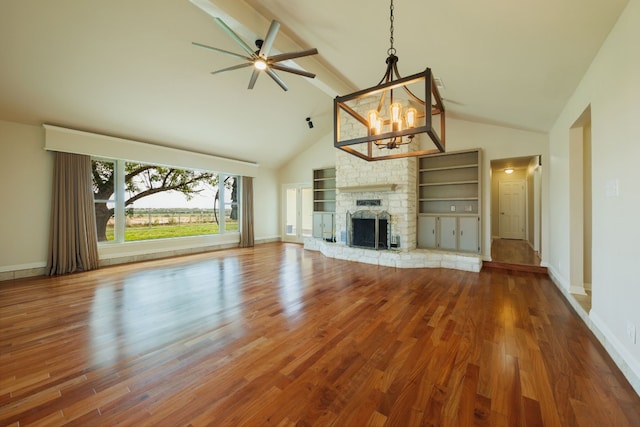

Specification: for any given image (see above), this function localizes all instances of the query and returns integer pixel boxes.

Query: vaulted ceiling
[0,0,628,169]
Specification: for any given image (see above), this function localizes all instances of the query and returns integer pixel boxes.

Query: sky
[129,186,220,209]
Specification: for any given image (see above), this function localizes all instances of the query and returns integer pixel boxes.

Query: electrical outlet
[627,322,637,344]
[465,205,472,212]
[450,205,456,212]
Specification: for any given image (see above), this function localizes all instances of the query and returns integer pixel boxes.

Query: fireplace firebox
[347,210,391,250]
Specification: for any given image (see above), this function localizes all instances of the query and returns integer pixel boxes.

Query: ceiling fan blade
[248,69,260,89]
[259,20,280,58]
[192,42,252,60]
[268,48,318,63]
[269,64,316,79]
[266,69,288,91]
[213,17,256,57]
[210,62,253,75]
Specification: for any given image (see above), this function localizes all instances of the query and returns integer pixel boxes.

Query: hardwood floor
[491,239,541,266]
[1,243,638,426]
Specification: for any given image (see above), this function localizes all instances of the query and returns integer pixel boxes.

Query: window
[92,158,240,243]
[92,158,117,242]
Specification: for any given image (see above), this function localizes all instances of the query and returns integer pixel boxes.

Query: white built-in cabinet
[312,168,336,241]
[417,149,481,254]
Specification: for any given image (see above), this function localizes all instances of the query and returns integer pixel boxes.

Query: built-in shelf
[313,168,336,240]
[417,149,482,254]
[420,180,478,186]
[313,168,336,213]
[419,197,479,202]
[418,150,480,215]
[338,184,397,193]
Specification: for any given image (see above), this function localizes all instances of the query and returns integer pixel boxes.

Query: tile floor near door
[491,238,541,265]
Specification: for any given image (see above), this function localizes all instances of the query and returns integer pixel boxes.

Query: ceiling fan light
[254,59,267,70]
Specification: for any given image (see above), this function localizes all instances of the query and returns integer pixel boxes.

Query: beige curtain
[46,152,100,275]
[239,176,254,248]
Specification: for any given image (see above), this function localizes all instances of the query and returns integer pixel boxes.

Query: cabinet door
[417,216,437,248]
[459,216,479,253]
[439,216,457,250]
[312,212,324,238]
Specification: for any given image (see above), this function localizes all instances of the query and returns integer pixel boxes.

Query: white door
[499,180,525,239]
[283,184,312,243]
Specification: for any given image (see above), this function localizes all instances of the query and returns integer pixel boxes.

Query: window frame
[92,157,240,244]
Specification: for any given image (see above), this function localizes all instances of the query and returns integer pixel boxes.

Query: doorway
[568,106,592,312]
[490,156,542,267]
[282,184,313,243]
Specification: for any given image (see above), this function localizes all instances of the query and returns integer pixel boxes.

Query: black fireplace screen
[348,210,390,250]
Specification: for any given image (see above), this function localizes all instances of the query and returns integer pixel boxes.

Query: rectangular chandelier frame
[334,68,445,161]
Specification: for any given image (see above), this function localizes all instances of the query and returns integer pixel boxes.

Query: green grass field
[105,222,238,241]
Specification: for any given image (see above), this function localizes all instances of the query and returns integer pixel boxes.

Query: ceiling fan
[193,18,318,91]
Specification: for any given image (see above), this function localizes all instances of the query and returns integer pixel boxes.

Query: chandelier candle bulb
[375,119,382,135]
[390,103,403,132]
[390,103,402,122]
[368,110,380,136]
[406,108,417,128]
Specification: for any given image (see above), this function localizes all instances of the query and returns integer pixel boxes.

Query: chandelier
[333,0,446,161]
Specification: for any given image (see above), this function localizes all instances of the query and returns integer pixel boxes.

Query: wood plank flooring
[1,243,638,426]
[491,239,541,266]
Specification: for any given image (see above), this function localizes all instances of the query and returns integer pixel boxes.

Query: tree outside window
[92,159,238,242]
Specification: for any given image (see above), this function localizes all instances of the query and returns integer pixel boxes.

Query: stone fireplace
[334,150,417,250]
[304,149,482,272]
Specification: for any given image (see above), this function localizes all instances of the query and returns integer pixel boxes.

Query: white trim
[98,233,239,259]
[569,285,588,296]
[0,261,46,273]
[43,124,259,177]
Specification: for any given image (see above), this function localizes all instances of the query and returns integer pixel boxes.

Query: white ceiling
[0,0,628,169]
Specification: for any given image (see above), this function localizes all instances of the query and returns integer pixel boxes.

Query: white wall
[0,120,52,277]
[548,0,640,392]
[279,132,336,184]
[253,166,280,242]
[278,132,336,239]
[0,120,281,278]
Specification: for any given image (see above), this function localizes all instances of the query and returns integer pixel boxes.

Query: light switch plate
[606,179,619,197]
